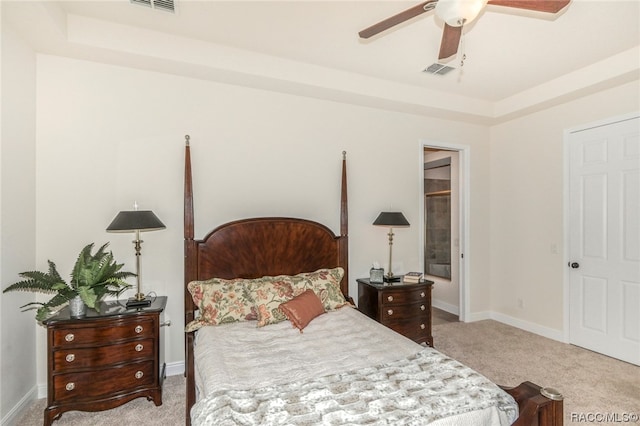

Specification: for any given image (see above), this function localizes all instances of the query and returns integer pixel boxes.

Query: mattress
[192,306,518,425]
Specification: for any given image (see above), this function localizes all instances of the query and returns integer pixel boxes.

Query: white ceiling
[4,0,640,123]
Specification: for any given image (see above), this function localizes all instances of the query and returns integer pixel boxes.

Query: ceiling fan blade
[359,1,437,39]
[438,24,462,61]
[487,0,570,14]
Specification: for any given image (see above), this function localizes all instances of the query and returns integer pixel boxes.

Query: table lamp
[373,211,410,282]
[107,205,165,307]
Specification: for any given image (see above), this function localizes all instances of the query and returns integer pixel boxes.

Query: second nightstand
[357,278,433,346]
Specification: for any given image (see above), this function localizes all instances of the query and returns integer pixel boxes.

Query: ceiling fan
[359,0,571,62]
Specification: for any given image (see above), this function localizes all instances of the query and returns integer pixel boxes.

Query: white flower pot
[69,295,86,318]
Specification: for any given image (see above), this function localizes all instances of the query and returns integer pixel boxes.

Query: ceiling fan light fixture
[436,0,489,27]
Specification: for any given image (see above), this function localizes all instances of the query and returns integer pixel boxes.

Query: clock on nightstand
[357,278,433,346]
[42,296,167,426]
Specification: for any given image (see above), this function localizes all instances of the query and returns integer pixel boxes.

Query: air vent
[131,0,175,13]
[423,63,455,76]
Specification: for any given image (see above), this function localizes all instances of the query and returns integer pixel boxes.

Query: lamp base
[384,275,401,283]
[126,297,152,308]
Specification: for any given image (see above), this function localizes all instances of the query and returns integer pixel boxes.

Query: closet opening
[424,147,460,323]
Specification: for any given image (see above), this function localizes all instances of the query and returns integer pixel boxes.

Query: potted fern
[3,243,135,321]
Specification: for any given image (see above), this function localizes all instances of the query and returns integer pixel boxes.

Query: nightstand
[42,296,167,425]
[357,278,433,346]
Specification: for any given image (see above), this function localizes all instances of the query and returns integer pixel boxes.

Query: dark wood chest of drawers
[42,297,167,425]
[357,278,433,346]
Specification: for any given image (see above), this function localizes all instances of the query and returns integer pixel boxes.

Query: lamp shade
[106,210,166,232]
[373,212,410,227]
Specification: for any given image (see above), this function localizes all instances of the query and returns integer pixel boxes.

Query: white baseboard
[1,385,38,426]
[166,360,185,377]
[489,311,564,342]
[431,299,459,316]
[465,310,492,322]
[462,310,563,342]
[37,383,46,399]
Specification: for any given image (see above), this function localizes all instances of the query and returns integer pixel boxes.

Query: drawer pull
[387,295,394,302]
[420,292,425,298]
[420,305,426,311]
[135,325,144,334]
[65,382,75,391]
[135,344,144,352]
[420,323,426,330]
[64,333,74,342]
[387,309,393,316]
[135,371,144,379]
[65,354,75,363]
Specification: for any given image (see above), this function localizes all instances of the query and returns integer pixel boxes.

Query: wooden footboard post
[503,381,564,426]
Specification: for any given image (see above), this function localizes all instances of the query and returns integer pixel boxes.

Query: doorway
[420,142,469,321]
[424,156,453,281]
[565,113,639,365]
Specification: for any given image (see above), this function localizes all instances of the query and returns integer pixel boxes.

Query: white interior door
[568,115,639,365]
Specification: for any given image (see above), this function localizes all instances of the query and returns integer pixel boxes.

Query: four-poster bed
[182,137,563,425]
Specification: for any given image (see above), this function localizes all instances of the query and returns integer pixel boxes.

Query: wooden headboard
[183,137,348,424]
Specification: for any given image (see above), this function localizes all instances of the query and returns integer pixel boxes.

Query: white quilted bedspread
[192,307,517,425]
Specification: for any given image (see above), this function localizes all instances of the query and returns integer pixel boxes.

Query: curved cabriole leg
[44,408,62,426]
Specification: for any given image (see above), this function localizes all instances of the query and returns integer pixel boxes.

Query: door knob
[568,262,580,269]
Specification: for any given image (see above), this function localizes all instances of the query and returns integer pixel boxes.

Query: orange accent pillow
[279,289,326,333]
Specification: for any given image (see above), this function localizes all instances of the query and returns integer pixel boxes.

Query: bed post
[339,151,349,299]
[184,135,196,426]
[504,381,564,426]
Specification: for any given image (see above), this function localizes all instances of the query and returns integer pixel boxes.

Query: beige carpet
[432,320,640,425]
[16,319,639,425]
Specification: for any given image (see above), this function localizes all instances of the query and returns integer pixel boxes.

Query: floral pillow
[291,267,350,311]
[249,276,297,327]
[185,277,257,332]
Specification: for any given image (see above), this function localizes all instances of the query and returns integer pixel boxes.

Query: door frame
[419,140,470,322]
[562,111,640,343]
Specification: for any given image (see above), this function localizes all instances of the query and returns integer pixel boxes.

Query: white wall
[33,54,492,386]
[0,18,38,423]
[489,80,640,334]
